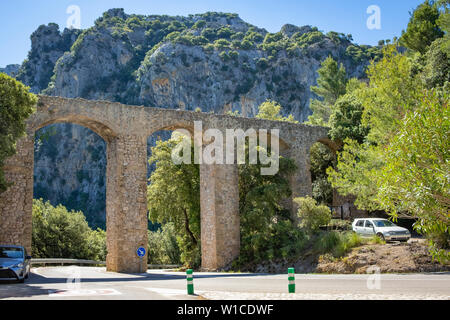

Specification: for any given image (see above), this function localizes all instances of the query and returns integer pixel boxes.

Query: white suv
[352,218,411,242]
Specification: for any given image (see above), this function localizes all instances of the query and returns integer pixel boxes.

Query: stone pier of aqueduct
[0,96,331,273]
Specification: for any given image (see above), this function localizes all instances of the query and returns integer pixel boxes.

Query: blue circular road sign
[137,247,146,258]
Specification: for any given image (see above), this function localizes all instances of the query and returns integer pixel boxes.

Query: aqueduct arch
[0,95,330,273]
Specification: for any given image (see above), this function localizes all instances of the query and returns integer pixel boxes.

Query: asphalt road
[0,267,449,300]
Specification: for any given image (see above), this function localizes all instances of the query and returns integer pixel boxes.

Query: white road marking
[143,287,200,297]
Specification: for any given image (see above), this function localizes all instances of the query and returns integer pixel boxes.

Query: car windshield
[0,247,23,259]
[373,220,397,227]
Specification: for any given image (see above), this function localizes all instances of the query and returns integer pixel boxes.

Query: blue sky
[0,0,423,67]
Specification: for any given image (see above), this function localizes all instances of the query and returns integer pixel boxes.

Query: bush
[0,74,36,193]
[237,219,307,267]
[32,199,106,261]
[314,231,363,258]
[295,196,331,232]
[147,223,181,265]
[192,20,206,29]
[214,39,231,50]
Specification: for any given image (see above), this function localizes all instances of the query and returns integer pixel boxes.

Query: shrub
[218,27,233,39]
[147,223,181,265]
[256,57,269,70]
[239,39,254,50]
[295,196,331,232]
[314,231,364,258]
[214,39,231,50]
[192,20,206,29]
[32,199,106,261]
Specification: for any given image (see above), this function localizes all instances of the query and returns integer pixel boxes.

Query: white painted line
[143,287,200,297]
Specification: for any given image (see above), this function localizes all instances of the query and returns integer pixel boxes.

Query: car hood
[376,226,409,233]
[0,258,23,267]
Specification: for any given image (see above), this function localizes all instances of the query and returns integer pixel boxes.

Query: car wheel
[377,233,385,241]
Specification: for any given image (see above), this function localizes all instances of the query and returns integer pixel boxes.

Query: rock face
[14,9,379,229]
[0,64,20,77]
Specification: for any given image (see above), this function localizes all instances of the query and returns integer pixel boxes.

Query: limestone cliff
[11,9,380,229]
[0,64,20,77]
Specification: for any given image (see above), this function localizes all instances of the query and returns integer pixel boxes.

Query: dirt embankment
[315,239,449,274]
[244,239,450,274]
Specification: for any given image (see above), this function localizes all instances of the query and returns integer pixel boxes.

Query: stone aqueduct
[0,95,332,273]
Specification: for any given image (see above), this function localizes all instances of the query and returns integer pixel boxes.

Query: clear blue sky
[0,0,423,67]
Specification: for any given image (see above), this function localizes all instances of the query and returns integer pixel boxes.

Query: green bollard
[186,269,194,295]
[288,268,295,293]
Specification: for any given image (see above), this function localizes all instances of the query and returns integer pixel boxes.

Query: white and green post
[187,269,194,295]
[288,268,295,293]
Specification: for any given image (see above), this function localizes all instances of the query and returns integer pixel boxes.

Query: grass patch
[314,231,366,258]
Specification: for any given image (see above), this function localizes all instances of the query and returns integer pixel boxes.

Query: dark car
[0,245,31,283]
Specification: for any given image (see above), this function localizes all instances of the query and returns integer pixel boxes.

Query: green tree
[420,38,450,88]
[327,45,423,211]
[147,101,303,269]
[359,45,423,145]
[307,56,348,126]
[400,0,444,54]
[294,196,332,233]
[255,100,298,123]
[305,59,353,205]
[147,133,201,268]
[327,139,385,211]
[309,143,334,205]
[328,93,369,144]
[147,222,181,265]
[0,73,37,193]
[236,101,305,266]
[237,144,301,265]
[437,0,450,54]
[32,199,106,260]
[377,90,449,263]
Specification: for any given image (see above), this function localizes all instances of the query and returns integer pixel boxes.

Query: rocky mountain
[9,9,380,229]
[0,64,20,77]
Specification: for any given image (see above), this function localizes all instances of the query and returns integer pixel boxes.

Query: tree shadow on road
[0,273,53,299]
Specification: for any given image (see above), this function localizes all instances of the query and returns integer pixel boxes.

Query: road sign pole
[137,247,146,274]
[288,268,295,293]
[186,269,194,295]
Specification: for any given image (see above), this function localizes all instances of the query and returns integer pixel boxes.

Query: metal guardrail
[30,259,181,269]
[31,259,105,266]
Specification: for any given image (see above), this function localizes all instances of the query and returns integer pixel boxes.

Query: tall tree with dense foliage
[327,45,423,210]
[32,199,106,260]
[419,37,450,88]
[0,73,36,193]
[307,56,348,126]
[309,143,334,205]
[377,90,449,263]
[147,133,201,268]
[328,93,369,144]
[328,41,450,261]
[236,101,307,265]
[237,144,301,265]
[400,0,444,54]
[437,0,450,54]
[360,45,423,144]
